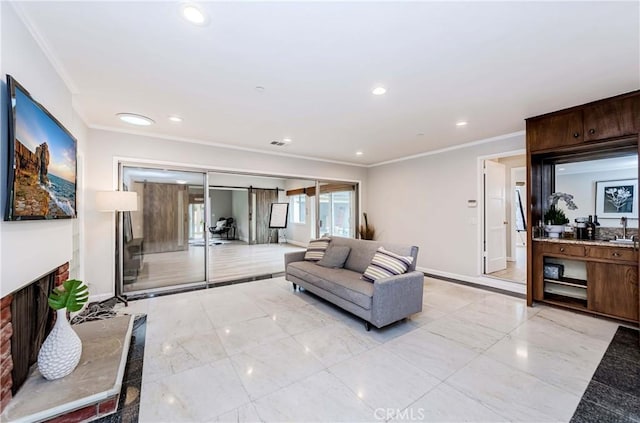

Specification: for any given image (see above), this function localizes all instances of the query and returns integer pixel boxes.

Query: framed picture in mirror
[595,178,638,219]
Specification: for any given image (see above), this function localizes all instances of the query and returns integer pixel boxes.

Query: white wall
[366,133,525,285]
[84,128,367,297]
[0,4,87,296]
[209,189,233,223]
[231,190,249,242]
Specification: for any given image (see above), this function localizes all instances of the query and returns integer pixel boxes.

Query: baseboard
[418,266,526,297]
[287,240,307,247]
[88,293,115,303]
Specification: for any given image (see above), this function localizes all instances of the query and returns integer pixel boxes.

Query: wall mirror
[555,153,638,228]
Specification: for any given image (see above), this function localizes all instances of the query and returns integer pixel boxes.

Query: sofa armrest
[285,251,306,267]
[370,271,424,327]
[284,251,306,280]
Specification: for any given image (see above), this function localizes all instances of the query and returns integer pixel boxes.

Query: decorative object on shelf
[38,279,89,380]
[545,192,577,238]
[595,179,638,219]
[543,224,565,238]
[358,212,376,240]
[544,263,565,280]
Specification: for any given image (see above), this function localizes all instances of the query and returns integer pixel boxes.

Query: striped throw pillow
[304,238,331,261]
[362,247,413,282]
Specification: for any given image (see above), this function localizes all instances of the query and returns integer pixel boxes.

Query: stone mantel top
[533,237,636,249]
[1,315,134,423]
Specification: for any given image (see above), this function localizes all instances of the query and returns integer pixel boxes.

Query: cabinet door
[527,110,583,152]
[587,262,639,321]
[583,95,640,141]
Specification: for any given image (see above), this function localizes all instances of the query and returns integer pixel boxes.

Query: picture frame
[595,179,638,219]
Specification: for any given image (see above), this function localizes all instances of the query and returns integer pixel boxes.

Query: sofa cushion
[328,237,418,273]
[287,261,373,310]
[304,238,331,261]
[317,246,351,268]
[362,247,414,282]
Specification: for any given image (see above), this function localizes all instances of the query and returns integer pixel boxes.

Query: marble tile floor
[120,276,626,422]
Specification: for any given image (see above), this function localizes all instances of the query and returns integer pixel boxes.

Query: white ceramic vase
[545,224,565,238]
[37,309,82,380]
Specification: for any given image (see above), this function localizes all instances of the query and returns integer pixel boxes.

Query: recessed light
[558,168,566,171]
[372,86,387,96]
[181,3,208,25]
[356,151,364,156]
[456,121,468,127]
[117,113,154,126]
[282,138,292,144]
[255,86,265,93]
[176,180,187,184]
[168,115,183,123]
[416,133,424,137]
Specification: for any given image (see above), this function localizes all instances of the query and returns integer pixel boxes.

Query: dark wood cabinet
[527,111,583,152]
[527,91,640,153]
[533,240,639,322]
[527,90,640,324]
[588,262,639,321]
[583,96,640,142]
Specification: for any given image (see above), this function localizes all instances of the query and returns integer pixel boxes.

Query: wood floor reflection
[487,245,527,284]
[123,241,305,293]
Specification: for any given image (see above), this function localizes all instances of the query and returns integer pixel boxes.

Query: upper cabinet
[527,91,640,153]
[583,95,640,142]
[527,110,583,151]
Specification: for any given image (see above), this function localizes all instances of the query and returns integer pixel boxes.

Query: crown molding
[368,130,526,167]
[10,1,80,94]
[89,124,369,168]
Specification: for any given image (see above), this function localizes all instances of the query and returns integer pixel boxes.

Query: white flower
[605,187,632,211]
[548,192,578,210]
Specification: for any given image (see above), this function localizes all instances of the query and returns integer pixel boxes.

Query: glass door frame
[117,162,211,298]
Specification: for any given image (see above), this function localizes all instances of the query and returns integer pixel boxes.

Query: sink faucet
[620,217,628,239]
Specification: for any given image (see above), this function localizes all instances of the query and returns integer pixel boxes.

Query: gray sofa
[285,236,423,330]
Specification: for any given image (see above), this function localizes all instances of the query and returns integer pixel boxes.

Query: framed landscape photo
[595,179,638,219]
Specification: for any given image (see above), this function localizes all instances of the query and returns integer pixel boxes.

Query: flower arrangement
[545,192,578,225]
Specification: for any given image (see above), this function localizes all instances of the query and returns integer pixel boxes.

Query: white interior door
[485,160,507,274]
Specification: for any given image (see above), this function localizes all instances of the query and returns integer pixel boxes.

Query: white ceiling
[13,1,640,165]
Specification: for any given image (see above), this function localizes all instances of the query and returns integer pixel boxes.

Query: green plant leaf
[48,279,89,312]
[544,205,569,225]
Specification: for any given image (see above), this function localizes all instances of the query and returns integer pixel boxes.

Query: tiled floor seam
[477,346,592,402]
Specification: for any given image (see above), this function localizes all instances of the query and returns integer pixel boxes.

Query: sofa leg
[292,283,297,291]
[364,321,371,331]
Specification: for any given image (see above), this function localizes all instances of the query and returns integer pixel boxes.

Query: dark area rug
[571,326,640,423]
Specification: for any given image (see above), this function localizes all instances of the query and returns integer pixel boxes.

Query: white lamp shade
[96,191,138,212]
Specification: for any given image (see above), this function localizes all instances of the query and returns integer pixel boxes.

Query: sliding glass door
[318,184,356,237]
[118,165,360,296]
[121,166,208,294]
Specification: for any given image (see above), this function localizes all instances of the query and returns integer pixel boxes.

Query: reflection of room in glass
[290,194,306,223]
[319,191,353,237]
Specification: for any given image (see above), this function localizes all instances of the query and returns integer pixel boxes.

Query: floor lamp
[96,190,138,306]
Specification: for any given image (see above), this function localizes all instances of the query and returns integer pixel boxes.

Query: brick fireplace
[0,262,69,414]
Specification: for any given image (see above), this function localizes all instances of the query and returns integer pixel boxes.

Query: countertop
[533,237,636,248]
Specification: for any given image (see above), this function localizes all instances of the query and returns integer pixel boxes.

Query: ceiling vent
[270,141,286,146]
